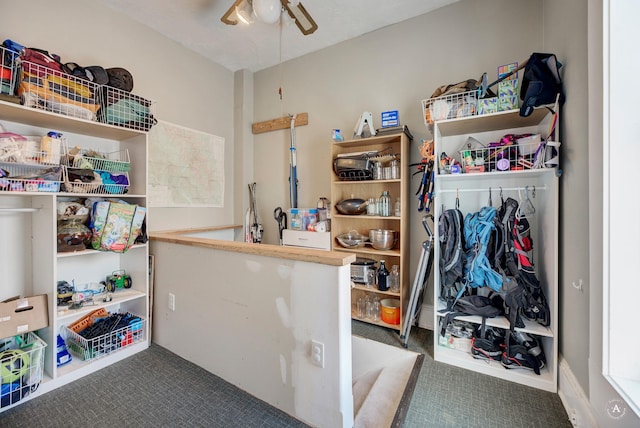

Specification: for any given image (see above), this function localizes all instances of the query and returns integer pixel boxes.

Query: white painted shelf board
[56,289,146,322]
[435,346,556,392]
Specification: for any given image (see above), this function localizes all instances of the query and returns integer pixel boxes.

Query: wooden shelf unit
[330,133,410,332]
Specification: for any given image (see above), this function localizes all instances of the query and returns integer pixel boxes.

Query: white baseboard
[558,356,597,427]
[417,303,434,331]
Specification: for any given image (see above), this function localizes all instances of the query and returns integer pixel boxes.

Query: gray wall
[543,0,591,393]
[252,0,543,313]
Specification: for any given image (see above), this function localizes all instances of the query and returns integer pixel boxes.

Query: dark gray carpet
[352,321,572,428]
[0,344,308,428]
[0,322,572,428]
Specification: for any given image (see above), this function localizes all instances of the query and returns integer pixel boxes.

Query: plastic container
[287,208,318,231]
[380,298,401,325]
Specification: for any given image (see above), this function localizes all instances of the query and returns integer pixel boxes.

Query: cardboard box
[0,294,48,339]
[283,230,331,250]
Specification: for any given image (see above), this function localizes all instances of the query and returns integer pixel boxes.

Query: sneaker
[511,331,545,363]
[501,332,544,375]
[471,326,505,362]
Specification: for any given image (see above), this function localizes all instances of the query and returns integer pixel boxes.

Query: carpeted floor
[0,322,572,428]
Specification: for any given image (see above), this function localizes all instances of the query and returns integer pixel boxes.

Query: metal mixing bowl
[336,230,367,248]
[368,229,396,250]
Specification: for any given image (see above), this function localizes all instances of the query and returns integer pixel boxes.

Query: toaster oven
[351,257,376,284]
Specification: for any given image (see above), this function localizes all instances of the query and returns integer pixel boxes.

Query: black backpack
[496,197,551,330]
[440,295,503,337]
[520,53,564,117]
[438,207,465,307]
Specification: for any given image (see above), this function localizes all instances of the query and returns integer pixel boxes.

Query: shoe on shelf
[501,331,545,375]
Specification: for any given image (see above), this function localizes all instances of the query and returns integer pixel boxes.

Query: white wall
[587,0,640,425]
[2,0,236,232]
[150,240,354,428]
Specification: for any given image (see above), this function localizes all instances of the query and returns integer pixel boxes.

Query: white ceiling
[96,0,458,72]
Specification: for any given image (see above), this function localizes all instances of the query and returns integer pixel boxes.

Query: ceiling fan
[221,0,318,35]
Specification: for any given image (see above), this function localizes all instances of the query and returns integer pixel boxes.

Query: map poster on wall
[148,120,225,207]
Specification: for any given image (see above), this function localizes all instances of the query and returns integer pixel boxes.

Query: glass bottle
[394,197,401,217]
[390,265,400,292]
[377,260,390,291]
[356,297,366,318]
[365,295,374,319]
[372,297,381,322]
[379,190,390,217]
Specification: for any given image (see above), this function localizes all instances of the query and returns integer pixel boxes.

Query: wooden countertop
[149,227,356,267]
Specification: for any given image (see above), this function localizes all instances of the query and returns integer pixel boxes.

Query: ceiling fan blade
[281,0,318,35]
[221,0,245,25]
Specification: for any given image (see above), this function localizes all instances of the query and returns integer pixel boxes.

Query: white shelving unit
[432,108,559,392]
[0,100,149,409]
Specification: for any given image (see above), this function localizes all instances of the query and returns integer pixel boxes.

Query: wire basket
[422,89,478,130]
[0,332,47,408]
[0,135,65,166]
[0,162,62,192]
[16,60,101,121]
[62,313,145,362]
[0,44,20,96]
[66,148,130,173]
[61,166,129,195]
[457,136,554,173]
[98,86,156,131]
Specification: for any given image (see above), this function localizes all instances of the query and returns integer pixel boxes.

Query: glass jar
[373,161,382,180]
[379,190,390,217]
[391,159,400,179]
[367,197,377,216]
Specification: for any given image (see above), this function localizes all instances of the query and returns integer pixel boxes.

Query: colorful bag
[90,201,146,253]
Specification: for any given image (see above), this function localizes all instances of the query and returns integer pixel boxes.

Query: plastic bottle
[56,334,72,367]
[377,260,390,291]
[379,190,390,217]
[390,265,400,292]
[394,198,401,217]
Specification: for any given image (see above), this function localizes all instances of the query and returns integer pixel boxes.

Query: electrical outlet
[311,340,324,368]
[168,293,175,311]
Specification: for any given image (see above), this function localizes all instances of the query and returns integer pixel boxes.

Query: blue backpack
[463,206,503,292]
